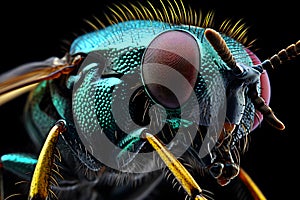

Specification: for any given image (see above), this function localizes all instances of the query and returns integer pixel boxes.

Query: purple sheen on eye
[245,49,271,131]
[142,30,200,108]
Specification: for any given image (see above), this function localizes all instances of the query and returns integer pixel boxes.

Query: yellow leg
[143,132,207,200]
[28,120,66,200]
[238,168,267,200]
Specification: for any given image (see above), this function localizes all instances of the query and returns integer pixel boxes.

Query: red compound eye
[245,49,271,131]
[141,30,200,109]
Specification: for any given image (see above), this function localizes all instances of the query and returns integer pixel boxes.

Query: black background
[0,0,298,199]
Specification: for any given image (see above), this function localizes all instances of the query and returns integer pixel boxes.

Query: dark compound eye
[141,30,200,109]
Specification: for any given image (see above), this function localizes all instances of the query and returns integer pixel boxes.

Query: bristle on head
[81,0,254,48]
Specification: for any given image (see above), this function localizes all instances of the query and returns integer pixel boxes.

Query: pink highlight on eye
[245,49,271,131]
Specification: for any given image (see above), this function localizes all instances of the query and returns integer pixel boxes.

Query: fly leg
[140,129,207,200]
[28,119,67,200]
[0,120,66,200]
[208,123,240,186]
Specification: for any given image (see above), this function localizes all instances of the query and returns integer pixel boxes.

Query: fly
[0,0,299,200]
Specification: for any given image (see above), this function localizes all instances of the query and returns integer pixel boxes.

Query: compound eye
[141,30,200,109]
[245,49,271,131]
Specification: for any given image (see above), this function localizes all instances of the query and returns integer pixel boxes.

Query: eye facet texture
[142,30,200,108]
